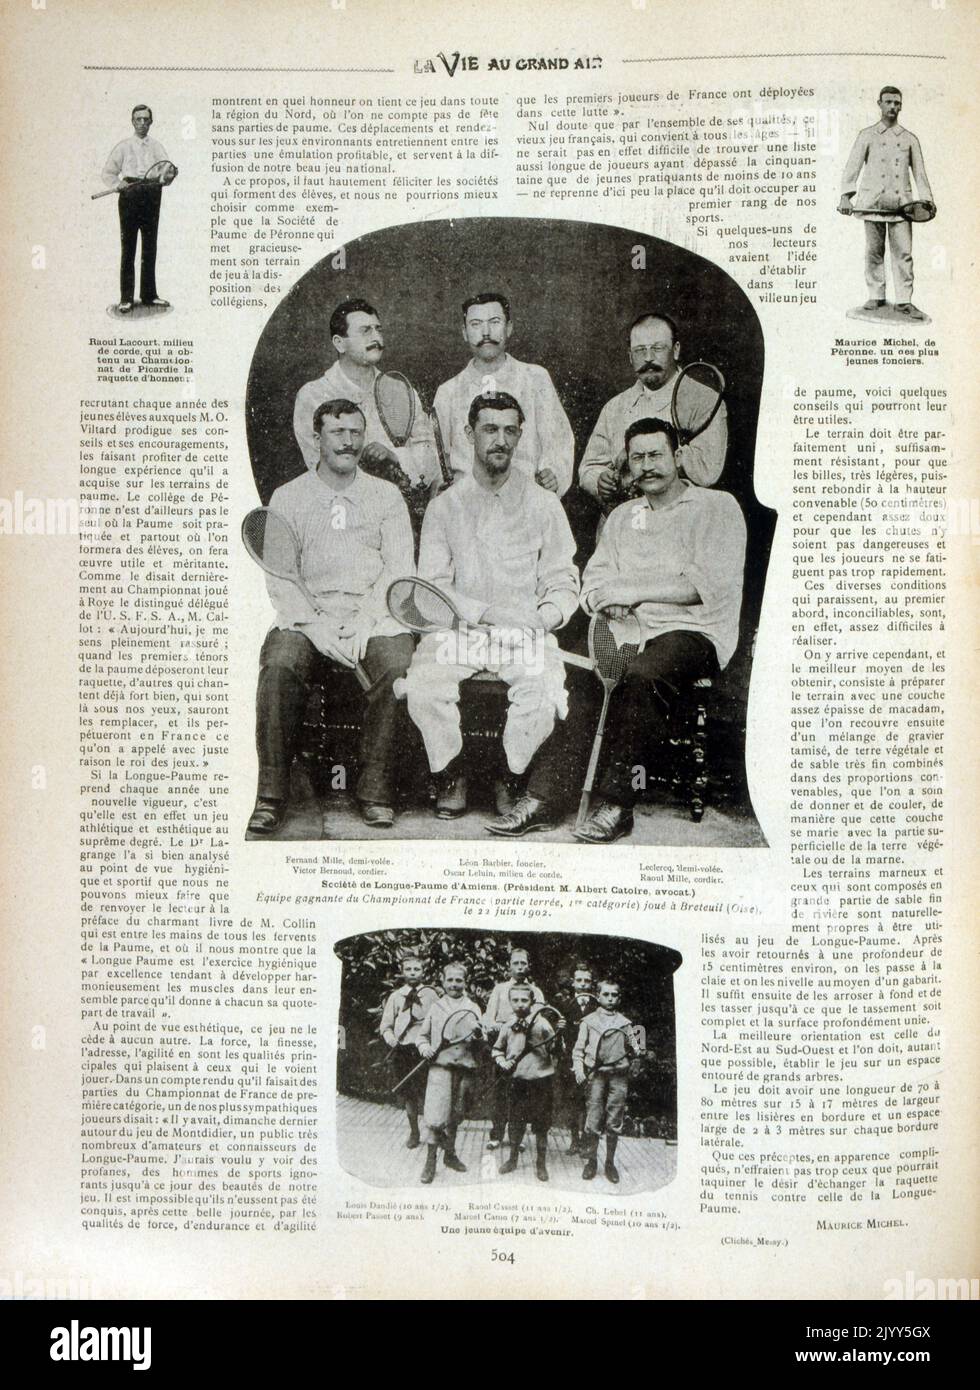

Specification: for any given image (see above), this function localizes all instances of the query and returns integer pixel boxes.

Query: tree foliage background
[334,928,681,1138]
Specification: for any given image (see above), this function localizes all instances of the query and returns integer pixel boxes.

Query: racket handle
[559,650,594,672]
[576,690,612,827]
[91,188,119,199]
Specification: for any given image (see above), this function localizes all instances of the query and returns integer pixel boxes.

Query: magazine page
[0,0,976,1321]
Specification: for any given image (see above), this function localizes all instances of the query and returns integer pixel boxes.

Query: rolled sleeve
[678,492,746,608]
[535,496,580,625]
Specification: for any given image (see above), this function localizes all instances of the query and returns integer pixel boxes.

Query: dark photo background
[334,927,681,1139]
[246,218,776,820]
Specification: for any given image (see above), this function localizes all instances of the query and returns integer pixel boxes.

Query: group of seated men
[248,293,746,843]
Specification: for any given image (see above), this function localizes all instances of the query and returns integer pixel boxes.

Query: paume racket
[576,614,639,828]
[390,1006,483,1096]
[472,1004,565,1112]
[669,360,726,445]
[371,988,428,1070]
[92,160,178,199]
[846,199,936,223]
[582,1022,641,1083]
[241,507,372,692]
[374,371,416,448]
[386,576,594,672]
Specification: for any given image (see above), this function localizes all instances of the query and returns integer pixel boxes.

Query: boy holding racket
[102,105,171,313]
[573,980,643,1184]
[482,948,544,1148]
[492,986,560,1182]
[415,962,483,1183]
[379,955,439,1149]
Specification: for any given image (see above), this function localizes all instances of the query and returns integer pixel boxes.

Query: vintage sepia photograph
[244,218,775,846]
[334,928,681,1196]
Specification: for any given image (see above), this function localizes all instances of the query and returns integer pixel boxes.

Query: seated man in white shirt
[292,297,438,490]
[491,417,746,843]
[403,391,580,820]
[249,398,416,836]
[578,311,727,507]
[433,292,575,496]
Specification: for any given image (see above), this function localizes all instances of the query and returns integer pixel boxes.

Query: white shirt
[418,470,580,628]
[579,375,728,496]
[102,134,169,187]
[293,361,437,485]
[841,121,933,223]
[265,467,414,631]
[433,355,575,495]
[581,483,746,669]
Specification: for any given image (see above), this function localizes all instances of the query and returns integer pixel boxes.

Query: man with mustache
[578,311,727,506]
[433,292,575,495]
[403,392,579,819]
[293,297,439,487]
[102,105,171,314]
[248,398,415,836]
[489,418,745,843]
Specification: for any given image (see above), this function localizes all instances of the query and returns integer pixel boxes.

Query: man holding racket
[415,962,483,1184]
[403,391,579,820]
[433,293,575,495]
[500,417,744,843]
[573,980,643,1183]
[578,311,727,502]
[293,298,439,486]
[838,87,935,319]
[102,105,171,313]
[248,397,415,835]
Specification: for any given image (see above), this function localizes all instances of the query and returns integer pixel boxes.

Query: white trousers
[404,627,568,775]
[864,218,913,301]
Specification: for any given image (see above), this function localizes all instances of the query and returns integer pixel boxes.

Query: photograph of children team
[334,929,681,1196]
[246,219,774,845]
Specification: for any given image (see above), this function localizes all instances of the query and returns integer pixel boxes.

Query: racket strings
[242,508,302,579]
[588,616,637,683]
[672,362,725,441]
[375,372,415,447]
[387,578,461,632]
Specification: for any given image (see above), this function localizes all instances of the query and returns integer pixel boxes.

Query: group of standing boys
[379,950,644,1186]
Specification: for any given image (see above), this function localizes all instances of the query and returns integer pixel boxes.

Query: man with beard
[578,311,727,505]
[248,398,415,835]
[403,392,579,819]
[489,418,745,843]
[293,297,438,487]
[433,292,574,495]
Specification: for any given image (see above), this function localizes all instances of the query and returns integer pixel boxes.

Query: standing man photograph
[433,293,575,496]
[102,105,172,314]
[838,86,936,320]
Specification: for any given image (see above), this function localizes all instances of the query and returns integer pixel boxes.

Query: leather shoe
[247,797,284,835]
[486,794,557,837]
[581,1157,598,1181]
[435,771,467,818]
[573,800,634,844]
[493,775,519,817]
[861,298,885,310]
[895,302,926,320]
[143,297,171,307]
[117,301,134,314]
[359,801,394,828]
[605,1162,620,1184]
[443,1152,467,1172]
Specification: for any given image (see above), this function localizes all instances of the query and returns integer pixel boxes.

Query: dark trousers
[255,627,414,804]
[528,629,718,809]
[118,184,162,302]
